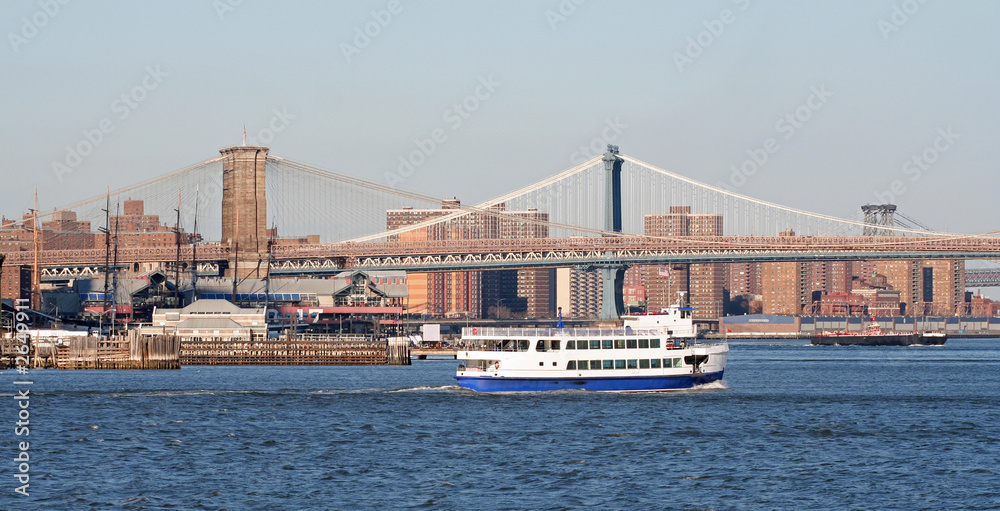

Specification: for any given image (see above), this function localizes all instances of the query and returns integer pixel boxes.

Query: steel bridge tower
[593,144,627,321]
[861,204,896,236]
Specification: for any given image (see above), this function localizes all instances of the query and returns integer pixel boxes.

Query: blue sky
[2,0,999,236]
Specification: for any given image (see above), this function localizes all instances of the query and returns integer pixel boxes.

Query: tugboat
[811,319,947,346]
[454,305,728,392]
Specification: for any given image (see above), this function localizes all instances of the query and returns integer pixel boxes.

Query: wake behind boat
[811,320,947,346]
[455,305,727,392]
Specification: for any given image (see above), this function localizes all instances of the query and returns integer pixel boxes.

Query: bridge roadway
[8,234,1000,278]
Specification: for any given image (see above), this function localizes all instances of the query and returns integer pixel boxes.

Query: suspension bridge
[5,144,1000,319]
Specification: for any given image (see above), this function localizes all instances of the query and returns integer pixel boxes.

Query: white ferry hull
[455,370,724,393]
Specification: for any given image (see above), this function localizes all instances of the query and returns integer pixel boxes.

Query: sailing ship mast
[174,189,181,308]
[110,201,120,334]
[191,184,199,297]
[232,207,239,302]
[31,188,41,311]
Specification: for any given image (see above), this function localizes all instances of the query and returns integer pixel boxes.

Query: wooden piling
[31,331,181,370]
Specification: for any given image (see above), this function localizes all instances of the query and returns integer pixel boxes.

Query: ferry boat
[811,320,947,346]
[455,306,727,392]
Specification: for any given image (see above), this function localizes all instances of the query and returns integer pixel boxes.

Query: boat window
[535,340,546,352]
[577,360,588,369]
[603,360,614,369]
[650,339,661,348]
[627,359,638,369]
[602,340,613,349]
[576,340,587,350]
[567,360,577,370]
[650,359,661,368]
[615,360,626,369]
[590,360,602,370]
[614,339,625,349]
[639,359,650,369]
[566,340,575,350]
[639,339,649,349]
[517,340,529,352]
[590,340,601,350]
[550,340,560,351]
[672,357,683,367]
[626,339,637,349]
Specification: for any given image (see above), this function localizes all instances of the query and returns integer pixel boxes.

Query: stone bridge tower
[220,145,269,279]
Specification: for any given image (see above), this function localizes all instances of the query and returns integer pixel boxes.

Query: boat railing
[462,326,662,338]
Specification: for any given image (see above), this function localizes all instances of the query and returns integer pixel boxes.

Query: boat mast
[232,207,239,303]
[263,223,271,316]
[31,188,41,312]
[101,188,111,332]
[110,201,120,335]
[191,184,199,297]
[174,189,181,308]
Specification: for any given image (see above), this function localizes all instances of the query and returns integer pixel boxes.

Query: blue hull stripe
[455,371,724,392]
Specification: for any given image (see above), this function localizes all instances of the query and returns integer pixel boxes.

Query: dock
[37,331,181,370]
[411,347,458,359]
[180,334,411,365]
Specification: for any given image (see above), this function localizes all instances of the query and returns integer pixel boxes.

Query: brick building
[760,261,808,315]
[387,202,553,318]
[639,207,724,319]
[555,267,602,318]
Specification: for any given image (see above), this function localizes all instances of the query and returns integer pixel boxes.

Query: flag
[242,125,247,145]
[658,267,670,277]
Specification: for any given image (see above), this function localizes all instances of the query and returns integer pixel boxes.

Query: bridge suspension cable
[618,155,953,237]
[12,157,224,228]
[270,155,620,243]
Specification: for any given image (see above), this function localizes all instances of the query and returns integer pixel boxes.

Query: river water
[3,338,998,510]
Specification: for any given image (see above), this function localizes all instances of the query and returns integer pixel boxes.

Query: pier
[25,331,181,370]
[411,347,458,360]
[180,334,411,366]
